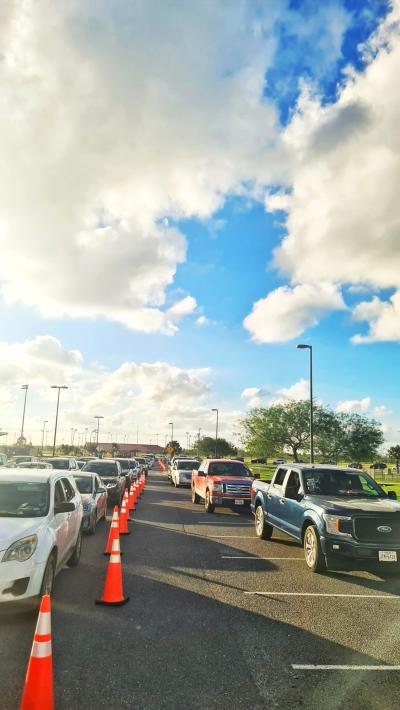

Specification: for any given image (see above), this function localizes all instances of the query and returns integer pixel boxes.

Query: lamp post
[94,416,104,456]
[41,420,48,450]
[186,431,189,450]
[296,343,314,463]
[20,385,29,443]
[211,408,219,458]
[51,386,68,456]
[168,421,174,443]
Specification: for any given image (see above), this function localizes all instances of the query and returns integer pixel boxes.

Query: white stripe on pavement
[245,592,400,598]
[292,665,400,671]
[205,535,255,538]
[222,556,303,560]
[196,521,253,525]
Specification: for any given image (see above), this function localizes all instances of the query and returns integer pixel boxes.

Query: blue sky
[0,0,399,448]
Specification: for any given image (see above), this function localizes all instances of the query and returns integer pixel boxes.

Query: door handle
[279,499,285,505]
[267,494,273,499]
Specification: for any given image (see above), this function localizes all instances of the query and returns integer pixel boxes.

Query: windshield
[74,476,93,494]
[208,462,251,477]
[114,459,130,471]
[82,461,118,476]
[303,469,385,498]
[177,461,199,470]
[0,481,50,517]
[46,458,70,469]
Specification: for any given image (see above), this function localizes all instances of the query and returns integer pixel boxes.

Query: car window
[74,476,93,494]
[274,468,287,486]
[54,480,66,504]
[208,462,250,477]
[83,461,118,476]
[284,471,301,497]
[61,477,76,501]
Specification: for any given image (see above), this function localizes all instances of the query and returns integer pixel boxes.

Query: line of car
[165,456,400,576]
[0,454,156,607]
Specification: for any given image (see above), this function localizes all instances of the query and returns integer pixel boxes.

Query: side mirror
[96,487,107,494]
[252,473,260,480]
[54,501,75,514]
[197,470,205,477]
[387,491,397,500]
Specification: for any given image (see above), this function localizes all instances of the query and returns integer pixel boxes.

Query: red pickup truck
[191,459,256,513]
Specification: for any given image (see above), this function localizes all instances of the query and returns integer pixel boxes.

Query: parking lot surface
[1,470,400,709]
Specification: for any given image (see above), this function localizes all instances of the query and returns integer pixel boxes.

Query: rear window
[74,476,93,494]
[0,481,50,517]
[46,458,69,469]
[177,461,200,470]
[82,461,118,476]
[208,462,250,477]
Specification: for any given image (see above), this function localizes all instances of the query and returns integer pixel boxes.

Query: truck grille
[354,516,400,543]
[223,483,251,497]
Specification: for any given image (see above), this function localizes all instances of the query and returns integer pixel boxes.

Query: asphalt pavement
[1,469,400,709]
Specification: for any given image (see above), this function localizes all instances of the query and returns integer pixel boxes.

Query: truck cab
[192,459,254,513]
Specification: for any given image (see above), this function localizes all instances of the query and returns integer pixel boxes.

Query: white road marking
[245,592,400,598]
[222,556,303,560]
[205,535,255,538]
[196,521,253,526]
[292,665,400,671]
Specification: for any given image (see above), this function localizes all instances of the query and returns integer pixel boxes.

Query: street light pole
[211,409,219,458]
[51,386,68,456]
[20,385,29,442]
[41,420,48,450]
[94,416,104,456]
[296,344,314,464]
[168,421,174,443]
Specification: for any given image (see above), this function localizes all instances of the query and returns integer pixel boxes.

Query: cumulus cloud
[0,336,82,386]
[274,378,310,403]
[336,397,371,413]
[0,0,292,333]
[246,5,400,343]
[243,283,345,343]
[241,386,269,408]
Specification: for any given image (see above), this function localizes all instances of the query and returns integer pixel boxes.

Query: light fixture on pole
[211,408,219,458]
[296,343,314,463]
[94,416,104,456]
[20,385,29,443]
[168,421,174,443]
[41,420,48,450]
[51,386,68,456]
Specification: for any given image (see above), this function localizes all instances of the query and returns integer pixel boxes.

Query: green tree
[241,401,311,462]
[388,445,400,473]
[197,436,237,458]
[341,413,384,462]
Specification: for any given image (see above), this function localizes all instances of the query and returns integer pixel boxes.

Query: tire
[255,504,273,540]
[192,487,200,504]
[304,525,326,573]
[88,510,97,535]
[67,528,82,567]
[40,551,56,596]
[205,489,215,514]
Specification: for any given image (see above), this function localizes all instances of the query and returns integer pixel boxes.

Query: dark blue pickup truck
[251,464,400,574]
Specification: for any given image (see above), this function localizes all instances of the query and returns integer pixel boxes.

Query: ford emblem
[377,526,392,533]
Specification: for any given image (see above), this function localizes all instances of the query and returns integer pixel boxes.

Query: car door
[52,479,70,565]
[279,470,304,539]
[197,462,208,498]
[265,468,287,526]
[61,477,80,550]
[94,475,106,518]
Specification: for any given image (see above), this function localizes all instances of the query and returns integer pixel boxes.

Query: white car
[0,469,83,605]
[171,459,200,487]
[73,472,107,533]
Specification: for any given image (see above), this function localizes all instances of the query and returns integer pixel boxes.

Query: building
[97,442,164,456]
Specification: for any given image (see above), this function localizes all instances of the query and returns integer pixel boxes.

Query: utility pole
[41,420,48,450]
[296,343,314,463]
[51,385,68,456]
[20,385,29,443]
[211,409,219,458]
[94,416,104,457]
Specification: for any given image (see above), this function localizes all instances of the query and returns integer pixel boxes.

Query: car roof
[204,459,245,464]
[72,471,95,477]
[278,463,366,474]
[0,469,73,483]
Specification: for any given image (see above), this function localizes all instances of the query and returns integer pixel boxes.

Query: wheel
[304,525,326,573]
[40,552,56,595]
[255,505,273,539]
[192,487,200,504]
[205,489,215,514]
[67,528,82,567]
[88,510,97,534]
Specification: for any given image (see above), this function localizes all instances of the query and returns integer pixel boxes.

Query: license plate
[379,551,397,562]
[234,499,244,505]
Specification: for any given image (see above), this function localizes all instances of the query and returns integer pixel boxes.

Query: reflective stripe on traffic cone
[95,538,129,607]
[104,506,122,555]
[128,485,136,512]
[20,594,54,710]
[123,490,133,521]
[119,502,130,535]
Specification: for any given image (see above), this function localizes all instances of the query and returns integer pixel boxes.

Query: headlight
[2,534,38,563]
[323,514,353,536]
[212,483,223,492]
[82,501,91,513]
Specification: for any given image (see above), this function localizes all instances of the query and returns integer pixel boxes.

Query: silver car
[73,472,107,534]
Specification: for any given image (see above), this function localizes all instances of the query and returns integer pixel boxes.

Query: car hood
[307,495,400,514]
[0,517,45,550]
[211,476,252,485]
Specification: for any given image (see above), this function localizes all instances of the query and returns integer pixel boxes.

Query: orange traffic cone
[95,538,129,607]
[123,491,133,521]
[128,485,136,512]
[119,501,130,535]
[104,506,122,555]
[20,594,54,710]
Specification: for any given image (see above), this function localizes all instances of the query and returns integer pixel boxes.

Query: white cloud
[196,315,209,327]
[0,336,82,386]
[0,0,291,334]
[274,378,310,402]
[243,283,345,343]
[351,293,400,343]
[241,386,269,408]
[246,5,400,343]
[336,397,371,413]
[373,405,392,418]
[167,296,197,320]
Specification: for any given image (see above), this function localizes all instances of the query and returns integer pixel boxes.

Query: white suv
[0,469,83,605]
